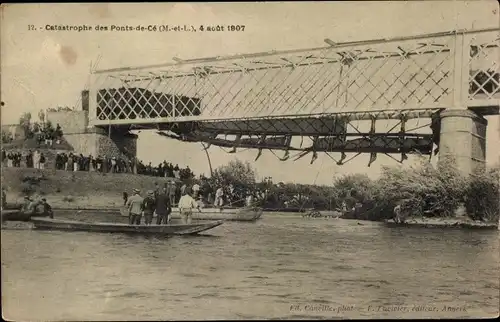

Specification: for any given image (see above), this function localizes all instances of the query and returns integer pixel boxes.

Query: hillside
[3,137,74,151]
[2,167,177,209]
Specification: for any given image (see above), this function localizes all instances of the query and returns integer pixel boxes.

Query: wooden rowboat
[31,217,223,236]
[119,206,263,222]
[1,209,51,222]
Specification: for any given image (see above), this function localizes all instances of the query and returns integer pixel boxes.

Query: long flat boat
[120,206,263,222]
[31,217,224,236]
[1,209,51,222]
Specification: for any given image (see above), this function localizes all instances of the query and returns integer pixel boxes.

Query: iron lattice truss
[89,29,499,165]
[90,28,499,125]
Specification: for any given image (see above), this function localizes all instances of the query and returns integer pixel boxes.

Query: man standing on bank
[178,187,201,225]
[126,188,144,225]
[155,186,172,225]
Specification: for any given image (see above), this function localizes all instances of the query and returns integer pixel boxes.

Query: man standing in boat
[192,182,200,199]
[245,192,254,207]
[155,186,172,225]
[214,186,224,207]
[167,181,176,206]
[142,190,156,225]
[126,188,144,225]
[178,187,201,225]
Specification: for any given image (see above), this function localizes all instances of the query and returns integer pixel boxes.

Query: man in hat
[155,186,172,225]
[125,188,144,225]
[142,190,156,225]
[153,182,161,199]
[177,186,201,225]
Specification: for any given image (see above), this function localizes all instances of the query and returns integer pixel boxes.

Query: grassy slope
[2,167,176,209]
[3,137,73,151]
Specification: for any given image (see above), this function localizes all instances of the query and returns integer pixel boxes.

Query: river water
[2,213,499,320]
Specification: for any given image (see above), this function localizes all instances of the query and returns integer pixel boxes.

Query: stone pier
[438,109,488,176]
[46,110,138,172]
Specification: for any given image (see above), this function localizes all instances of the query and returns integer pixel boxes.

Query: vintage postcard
[1,2,499,320]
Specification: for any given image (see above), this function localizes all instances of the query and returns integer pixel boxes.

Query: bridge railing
[89,28,499,127]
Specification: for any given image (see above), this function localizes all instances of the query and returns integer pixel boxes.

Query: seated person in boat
[21,196,53,218]
[126,188,144,225]
[178,187,201,225]
[21,196,35,214]
[155,187,172,225]
[37,198,54,219]
[142,190,156,225]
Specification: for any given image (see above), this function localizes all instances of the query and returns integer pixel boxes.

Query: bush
[363,156,467,220]
[464,165,499,222]
[20,182,37,196]
[332,173,375,208]
[1,129,13,143]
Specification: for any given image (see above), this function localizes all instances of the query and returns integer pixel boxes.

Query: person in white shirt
[215,187,224,207]
[33,150,41,169]
[245,193,254,207]
[177,188,201,224]
[192,183,200,198]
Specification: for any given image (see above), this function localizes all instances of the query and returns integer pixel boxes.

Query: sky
[1,1,499,185]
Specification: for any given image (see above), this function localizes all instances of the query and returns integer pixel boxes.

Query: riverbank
[1,167,175,208]
[384,216,498,230]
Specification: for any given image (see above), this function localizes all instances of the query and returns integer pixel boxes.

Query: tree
[213,159,256,187]
[1,129,13,143]
[332,173,375,207]
[211,159,257,204]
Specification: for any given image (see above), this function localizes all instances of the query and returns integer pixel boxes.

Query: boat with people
[119,205,263,222]
[30,217,224,236]
[1,201,53,222]
[1,209,32,222]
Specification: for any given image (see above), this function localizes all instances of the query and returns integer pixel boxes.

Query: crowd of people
[124,186,175,225]
[1,147,196,181]
[136,161,194,180]
[31,123,64,146]
[54,153,135,173]
[1,149,48,169]
[123,181,255,226]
